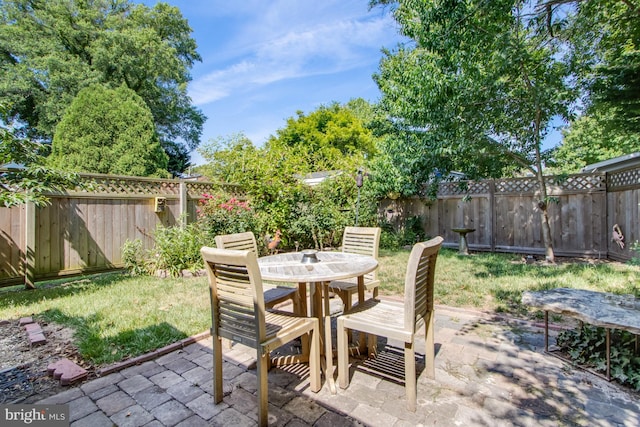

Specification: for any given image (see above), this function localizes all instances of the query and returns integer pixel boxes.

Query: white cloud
[189,3,399,106]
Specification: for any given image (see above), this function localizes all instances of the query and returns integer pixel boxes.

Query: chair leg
[212,335,224,404]
[257,349,269,426]
[292,292,302,316]
[337,289,350,313]
[425,310,435,379]
[405,340,417,412]
[309,327,321,392]
[367,333,378,358]
[337,319,350,389]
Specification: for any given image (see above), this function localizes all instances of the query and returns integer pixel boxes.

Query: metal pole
[355,170,363,226]
[355,187,361,226]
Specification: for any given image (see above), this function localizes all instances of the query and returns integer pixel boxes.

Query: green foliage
[49,84,169,177]
[0,104,79,207]
[196,100,381,251]
[197,192,259,243]
[147,223,206,277]
[379,216,427,250]
[629,241,640,267]
[557,325,640,391]
[563,1,640,135]
[288,174,365,250]
[121,239,147,276]
[0,0,204,174]
[374,1,572,176]
[372,0,575,261]
[268,101,377,173]
[550,111,640,174]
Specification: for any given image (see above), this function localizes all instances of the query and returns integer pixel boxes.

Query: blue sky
[139,1,407,166]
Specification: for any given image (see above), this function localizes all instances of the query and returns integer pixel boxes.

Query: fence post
[24,201,36,289]
[489,179,496,252]
[179,181,188,227]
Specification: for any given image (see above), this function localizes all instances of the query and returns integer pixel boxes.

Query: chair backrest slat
[201,247,266,348]
[403,237,443,331]
[215,232,259,253]
[342,226,381,281]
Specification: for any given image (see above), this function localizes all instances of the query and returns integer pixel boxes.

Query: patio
[36,301,640,427]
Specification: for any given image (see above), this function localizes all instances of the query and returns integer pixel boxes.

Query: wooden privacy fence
[380,168,639,262]
[0,172,243,287]
[1,168,638,287]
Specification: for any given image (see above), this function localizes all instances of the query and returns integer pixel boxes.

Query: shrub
[147,222,206,277]
[197,192,258,241]
[122,239,147,276]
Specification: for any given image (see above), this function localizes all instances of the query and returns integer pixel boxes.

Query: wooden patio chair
[328,226,381,311]
[201,247,321,426]
[336,236,444,412]
[214,232,302,315]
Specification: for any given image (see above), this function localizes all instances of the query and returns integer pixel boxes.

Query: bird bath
[451,228,475,255]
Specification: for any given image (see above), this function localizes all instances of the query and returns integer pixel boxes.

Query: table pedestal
[452,228,475,255]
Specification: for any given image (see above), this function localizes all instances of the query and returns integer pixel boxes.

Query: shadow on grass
[40,308,190,366]
[0,272,132,309]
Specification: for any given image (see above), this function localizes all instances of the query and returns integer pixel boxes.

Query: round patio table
[258,251,378,393]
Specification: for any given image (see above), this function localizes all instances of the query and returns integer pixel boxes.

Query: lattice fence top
[439,181,490,195]
[41,173,245,198]
[608,168,640,191]
[438,173,607,196]
[80,176,181,196]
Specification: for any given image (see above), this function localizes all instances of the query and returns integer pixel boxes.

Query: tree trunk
[535,162,555,263]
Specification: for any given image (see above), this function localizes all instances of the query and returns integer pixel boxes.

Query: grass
[1,249,638,366]
[379,248,639,316]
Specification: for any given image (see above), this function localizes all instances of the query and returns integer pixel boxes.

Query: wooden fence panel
[0,172,243,286]
[385,172,614,258]
[1,169,637,287]
[0,204,25,282]
[607,167,640,261]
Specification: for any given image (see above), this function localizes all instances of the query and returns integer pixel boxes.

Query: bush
[197,192,259,242]
[147,222,206,277]
[378,216,428,250]
[122,239,147,276]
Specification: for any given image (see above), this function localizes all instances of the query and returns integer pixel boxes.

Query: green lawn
[1,249,638,366]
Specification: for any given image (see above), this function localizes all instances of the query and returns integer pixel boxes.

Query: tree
[1,104,78,207]
[196,101,379,245]
[549,111,640,174]
[267,101,377,174]
[557,1,640,134]
[372,0,575,262]
[533,1,640,167]
[49,84,169,177]
[0,0,204,175]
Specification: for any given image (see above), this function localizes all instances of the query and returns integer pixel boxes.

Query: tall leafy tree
[1,104,78,208]
[0,0,204,174]
[49,84,169,177]
[550,111,640,174]
[536,0,640,169]
[267,101,377,174]
[372,0,575,262]
[558,0,640,134]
